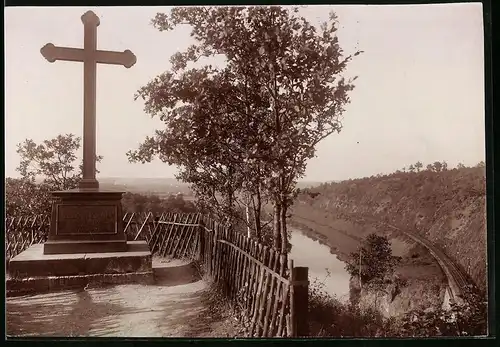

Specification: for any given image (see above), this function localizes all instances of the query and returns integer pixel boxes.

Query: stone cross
[40,10,137,189]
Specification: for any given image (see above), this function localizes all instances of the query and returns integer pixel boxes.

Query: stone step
[8,241,152,278]
[43,239,128,254]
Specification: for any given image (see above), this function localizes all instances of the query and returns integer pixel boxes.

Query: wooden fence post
[291,266,309,337]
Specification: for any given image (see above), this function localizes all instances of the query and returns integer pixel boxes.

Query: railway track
[351,214,469,303]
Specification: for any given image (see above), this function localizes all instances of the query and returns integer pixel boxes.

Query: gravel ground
[6,259,245,338]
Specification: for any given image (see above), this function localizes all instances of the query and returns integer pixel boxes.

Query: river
[289,229,351,302]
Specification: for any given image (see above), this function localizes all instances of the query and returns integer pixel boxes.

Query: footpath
[7,257,243,337]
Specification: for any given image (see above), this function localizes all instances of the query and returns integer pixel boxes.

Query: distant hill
[296,181,325,189]
[99,177,192,198]
[100,177,181,185]
[293,166,487,291]
[17,175,327,199]
[99,177,325,194]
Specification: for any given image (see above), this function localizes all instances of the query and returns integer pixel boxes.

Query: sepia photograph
[4,3,488,338]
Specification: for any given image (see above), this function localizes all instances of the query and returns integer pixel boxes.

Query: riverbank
[295,167,486,292]
[287,207,447,317]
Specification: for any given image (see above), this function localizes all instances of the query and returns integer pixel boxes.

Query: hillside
[97,177,322,200]
[292,167,487,292]
[98,177,193,198]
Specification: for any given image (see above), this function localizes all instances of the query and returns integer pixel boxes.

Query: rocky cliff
[294,167,486,292]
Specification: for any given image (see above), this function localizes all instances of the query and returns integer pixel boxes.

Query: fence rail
[5,211,309,337]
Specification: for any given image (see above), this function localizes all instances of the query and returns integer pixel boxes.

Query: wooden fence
[5,215,50,263]
[197,215,309,337]
[4,212,201,262]
[122,212,202,260]
[5,211,309,337]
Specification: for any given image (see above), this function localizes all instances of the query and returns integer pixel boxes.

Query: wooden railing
[197,216,309,337]
[122,212,202,260]
[6,211,309,337]
[5,215,50,263]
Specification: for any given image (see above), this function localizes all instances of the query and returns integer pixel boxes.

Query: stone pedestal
[7,188,154,295]
[44,189,128,254]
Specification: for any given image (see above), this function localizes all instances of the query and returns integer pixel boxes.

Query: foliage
[414,161,423,172]
[5,178,52,216]
[16,134,102,190]
[425,161,448,172]
[6,134,103,216]
[296,161,487,290]
[309,276,487,337]
[308,275,393,337]
[128,6,360,253]
[392,285,487,336]
[121,192,198,214]
[345,233,401,285]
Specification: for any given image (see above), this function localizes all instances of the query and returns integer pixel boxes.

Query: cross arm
[40,43,83,63]
[95,49,137,68]
[40,43,137,68]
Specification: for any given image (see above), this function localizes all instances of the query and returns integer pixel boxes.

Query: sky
[4,4,485,182]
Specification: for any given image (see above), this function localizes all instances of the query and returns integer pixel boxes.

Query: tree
[129,6,361,253]
[432,161,443,172]
[441,161,448,171]
[408,164,415,173]
[414,161,423,172]
[457,162,466,169]
[345,233,401,286]
[426,161,445,172]
[5,177,52,216]
[6,134,103,216]
[475,161,485,168]
[16,134,103,190]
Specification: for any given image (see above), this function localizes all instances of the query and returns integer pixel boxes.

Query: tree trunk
[253,187,262,240]
[273,201,282,251]
[280,196,288,254]
[245,200,251,238]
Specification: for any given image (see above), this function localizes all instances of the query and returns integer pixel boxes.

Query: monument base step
[44,239,128,254]
[8,241,152,278]
[6,271,154,297]
[152,257,200,286]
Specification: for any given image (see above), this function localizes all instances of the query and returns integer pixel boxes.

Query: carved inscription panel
[57,205,117,235]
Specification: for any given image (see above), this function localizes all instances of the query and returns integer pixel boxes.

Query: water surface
[289,229,350,302]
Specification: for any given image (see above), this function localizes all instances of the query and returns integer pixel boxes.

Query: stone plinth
[6,188,156,295]
[44,189,127,255]
[7,242,154,296]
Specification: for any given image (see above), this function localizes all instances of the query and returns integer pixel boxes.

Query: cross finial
[81,10,100,27]
[40,43,57,63]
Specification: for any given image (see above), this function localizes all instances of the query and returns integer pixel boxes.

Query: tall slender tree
[129,6,360,253]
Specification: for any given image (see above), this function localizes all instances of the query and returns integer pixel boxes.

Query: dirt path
[7,259,244,337]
